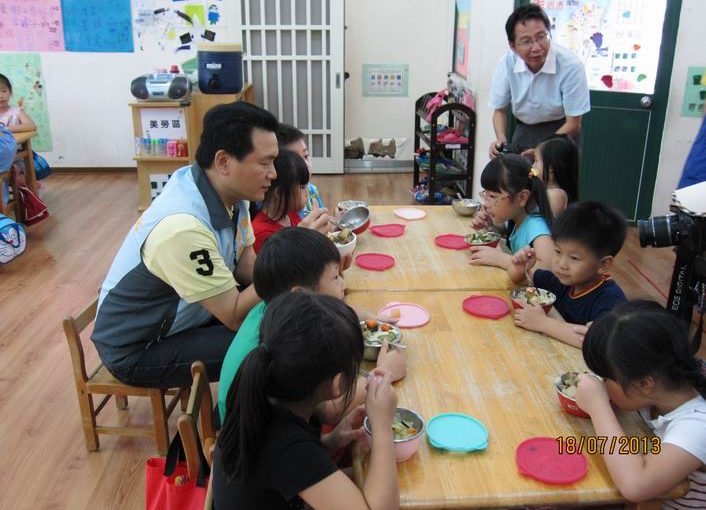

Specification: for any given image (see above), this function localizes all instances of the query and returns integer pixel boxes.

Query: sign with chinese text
[139,108,187,140]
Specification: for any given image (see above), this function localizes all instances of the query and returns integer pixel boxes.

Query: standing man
[92,102,278,389]
[488,4,590,158]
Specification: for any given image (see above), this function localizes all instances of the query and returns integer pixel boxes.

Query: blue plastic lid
[426,413,489,452]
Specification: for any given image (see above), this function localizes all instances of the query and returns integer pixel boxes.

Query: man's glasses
[515,31,550,49]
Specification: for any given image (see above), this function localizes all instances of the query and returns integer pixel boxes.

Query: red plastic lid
[516,437,588,485]
[435,234,470,250]
[377,302,430,328]
[370,224,406,238]
[355,253,396,271]
[462,295,510,319]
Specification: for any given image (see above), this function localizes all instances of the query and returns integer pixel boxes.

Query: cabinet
[129,83,253,211]
[413,91,475,204]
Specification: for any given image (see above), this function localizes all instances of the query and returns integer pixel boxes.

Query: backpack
[33,151,52,180]
[0,213,26,263]
[12,166,49,226]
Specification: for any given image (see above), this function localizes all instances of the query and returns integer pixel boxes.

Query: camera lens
[637,214,680,247]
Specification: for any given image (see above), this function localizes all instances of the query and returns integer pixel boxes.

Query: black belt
[515,117,565,126]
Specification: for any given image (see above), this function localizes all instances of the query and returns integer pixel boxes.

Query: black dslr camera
[638,204,706,351]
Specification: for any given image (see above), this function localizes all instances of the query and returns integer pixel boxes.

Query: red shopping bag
[145,434,209,510]
[11,166,48,226]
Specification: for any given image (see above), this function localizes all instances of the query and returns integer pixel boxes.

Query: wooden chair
[178,361,217,510]
[63,298,189,455]
[0,169,19,219]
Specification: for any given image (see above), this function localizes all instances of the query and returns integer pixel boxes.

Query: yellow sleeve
[142,214,236,303]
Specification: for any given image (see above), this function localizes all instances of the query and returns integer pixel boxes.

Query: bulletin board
[61,0,134,52]
[533,0,667,94]
[0,0,65,52]
[0,53,53,151]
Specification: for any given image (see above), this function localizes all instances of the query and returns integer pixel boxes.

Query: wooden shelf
[133,156,190,162]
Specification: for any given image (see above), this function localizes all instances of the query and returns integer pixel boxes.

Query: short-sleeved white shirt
[488,43,590,125]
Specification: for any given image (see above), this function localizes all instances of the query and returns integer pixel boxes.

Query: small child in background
[509,201,627,347]
[214,292,400,509]
[534,135,579,217]
[576,301,706,507]
[0,74,36,133]
[217,227,406,421]
[252,149,330,253]
[276,124,326,218]
[469,153,554,272]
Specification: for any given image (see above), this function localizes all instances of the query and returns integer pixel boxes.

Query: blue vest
[92,164,249,369]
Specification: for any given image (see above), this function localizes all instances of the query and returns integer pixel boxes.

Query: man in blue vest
[92,102,278,389]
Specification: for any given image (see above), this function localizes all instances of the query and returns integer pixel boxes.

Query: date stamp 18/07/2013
[556,436,662,455]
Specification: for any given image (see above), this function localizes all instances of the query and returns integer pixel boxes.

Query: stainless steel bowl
[451,198,482,216]
[337,200,368,213]
[361,321,402,361]
[338,206,370,234]
[363,407,425,444]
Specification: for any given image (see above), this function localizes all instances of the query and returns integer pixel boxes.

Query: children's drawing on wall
[681,67,706,118]
[133,0,226,52]
[61,0,134,52]
[452,0,470,79]
[0,53,53,151]
[0,0,65,52]
[532,0,667,94]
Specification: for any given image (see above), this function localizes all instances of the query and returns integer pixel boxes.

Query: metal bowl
[338,206,370,234]
[337,200,368,214]
[361,320,402,361]
[363,408,425,462]
[510,287,557,313]
[451,198,482,216]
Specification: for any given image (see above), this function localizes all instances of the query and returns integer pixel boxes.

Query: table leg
[22,139,38,196]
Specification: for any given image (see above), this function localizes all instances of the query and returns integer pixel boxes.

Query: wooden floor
[0,172,680,509]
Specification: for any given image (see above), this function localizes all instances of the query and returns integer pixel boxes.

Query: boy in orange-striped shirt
[508,201,627,348]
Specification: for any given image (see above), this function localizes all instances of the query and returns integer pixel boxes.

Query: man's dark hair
[552,202,627,258]
[505,4,551,42]
[276,124,306,147]
[254,227,340,302]
[195,101,278,169]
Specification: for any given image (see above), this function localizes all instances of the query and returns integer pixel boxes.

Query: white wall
[343,0,453,161]
[651,0,705,215]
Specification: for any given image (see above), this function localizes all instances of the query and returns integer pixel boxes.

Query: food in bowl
[361,320,401,361]
[392,416,419,440]
[464,229,501,247]
[510,287,556,313]
[328,228,354,245]
[451,198,482,217]
[555,371,590,418]
[363,408,425,462]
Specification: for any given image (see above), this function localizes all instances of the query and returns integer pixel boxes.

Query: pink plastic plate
[377,302,430,328]
[370,224,406,238]
[355,253,396,271]
[516,437,588,485]
[393,208,426,220]
[435,234,470,250]
[462,295,511,320]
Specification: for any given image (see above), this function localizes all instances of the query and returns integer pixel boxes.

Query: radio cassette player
[131,73,193,102]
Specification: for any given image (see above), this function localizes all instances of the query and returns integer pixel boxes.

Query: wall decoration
[533,0,667,94]
[133,0,226,52]
[0,53,53,151]
[0,0,64,52]
[452,0,470,79]
[61,0,134,52]
[681,66,706,118]
[362,64,409,97]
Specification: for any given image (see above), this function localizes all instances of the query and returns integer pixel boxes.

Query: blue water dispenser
[197,43,243,94]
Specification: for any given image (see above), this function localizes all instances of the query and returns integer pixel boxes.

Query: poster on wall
[0,0,65,52]
[61,0,134,52]
[533,0,667,94]
[362,64,409,97]
[681,67,706,118]
[133,0,227,53]
[452,0,470,79]
[0,53,53,151]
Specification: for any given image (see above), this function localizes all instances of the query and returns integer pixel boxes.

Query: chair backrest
[62,298,99,384]
[178,361,216,480]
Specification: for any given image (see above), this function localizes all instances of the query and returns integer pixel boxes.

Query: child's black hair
[480,153,553,227]
[0,74,12,92]
[276,124,306,147]
[551,201,626,258]
[583,300,706,398]
[195,101,278,169]
[537,135,579,203]
[260,149,309,222]
[505,4,551,42]
[218,292,364,480]
[254,227,340,302]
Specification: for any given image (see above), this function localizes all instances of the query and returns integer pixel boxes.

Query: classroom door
[523,0,681,221]
[241,0,344,173]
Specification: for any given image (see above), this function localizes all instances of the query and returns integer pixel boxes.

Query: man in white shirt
[488,4,590,158]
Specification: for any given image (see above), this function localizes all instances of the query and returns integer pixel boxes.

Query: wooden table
[345,206,513,292]
[346,290,685,509]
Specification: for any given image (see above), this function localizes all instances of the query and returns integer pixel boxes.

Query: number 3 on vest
[190,249,214,276]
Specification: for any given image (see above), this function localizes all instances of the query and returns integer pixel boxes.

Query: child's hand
[17,97,25,109]
[323,404,366,452]
[300,207,332,234]
[573,322,592,344]
[365,369,397,433]
[470,209,491,230]
[512,305,547,332]
[511,246,536,269]
[375,340,407,382]
[469,245,501,266]
[575,373,611,416]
